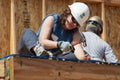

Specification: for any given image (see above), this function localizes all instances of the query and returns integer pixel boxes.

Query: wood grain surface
[14,57,120,80]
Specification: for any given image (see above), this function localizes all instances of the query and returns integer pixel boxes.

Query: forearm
[39,39,58,49]
[73,44,85,60]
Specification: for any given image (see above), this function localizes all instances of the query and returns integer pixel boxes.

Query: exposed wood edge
[10,0,16,80]
[105,1,120,7]
[10,57,14,80]
[10,0,16,54]
[77,0,103,3]
[101,2,106,41]
[78,0,120,6]
[42,0,46,19]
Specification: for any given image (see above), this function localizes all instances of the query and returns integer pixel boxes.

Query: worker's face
[65,14,79,30]
[86,20,101,28]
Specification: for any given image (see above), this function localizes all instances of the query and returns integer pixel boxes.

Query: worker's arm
[39,16,58,49]
[72,31,90,60]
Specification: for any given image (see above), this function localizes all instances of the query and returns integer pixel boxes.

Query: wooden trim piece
[10,0,16,80]
[101,2,106,41]
[10,0,16,54]
[42,0,46,19]
[105,0,120,6]
[77,0,103,3]
[10,57,14,80]
[77,0,120,6]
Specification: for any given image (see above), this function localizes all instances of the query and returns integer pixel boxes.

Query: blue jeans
[18,28,38,55]
[17,28,77,59]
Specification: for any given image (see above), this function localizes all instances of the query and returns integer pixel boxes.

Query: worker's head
[86,16,103,36]
[59,2,90,30]
[68,2,90,27]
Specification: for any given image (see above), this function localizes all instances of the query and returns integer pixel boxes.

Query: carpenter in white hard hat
[18,2,91,61]
[68,2,90,27]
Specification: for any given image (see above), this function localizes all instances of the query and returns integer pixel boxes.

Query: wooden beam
[77,0,103,3]
[42,0,46,19]
[10,0,16,80]
[77,0,120,6]
[105,0,120,6]
[14,57,120,80]
[10,0,16,55]
[101,2,106,41]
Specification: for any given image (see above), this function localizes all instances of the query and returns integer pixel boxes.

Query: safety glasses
[86,20,101,27]
[71,16,79,26]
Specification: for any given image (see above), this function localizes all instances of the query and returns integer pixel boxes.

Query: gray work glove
[57,41,72,52]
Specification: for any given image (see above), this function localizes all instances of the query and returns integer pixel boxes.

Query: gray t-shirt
[82,32,118,63]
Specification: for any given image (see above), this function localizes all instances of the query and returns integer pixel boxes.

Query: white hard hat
[68,2,90,27]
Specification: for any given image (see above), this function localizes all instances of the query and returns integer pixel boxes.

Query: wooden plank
[42,0,46,19]
[77,0,120,6]
[10,0,16,80]
[10,0,16,55]
[101,2,106,41]
[14,57,120,80]
[77,0,103,3]
[105,0,120,6]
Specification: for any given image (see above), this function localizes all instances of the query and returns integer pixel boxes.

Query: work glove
[57,41,72,52]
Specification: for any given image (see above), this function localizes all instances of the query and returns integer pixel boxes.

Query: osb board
[0,0,10,57]
[46,0,74,15]
[14,57,120,80]
[105,6,120,60]
[15,0,42,46]
[0,60,5,77]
